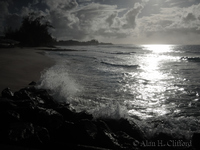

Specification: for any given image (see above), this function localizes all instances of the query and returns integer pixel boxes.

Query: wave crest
[181,57,200,62]
[37,64,82,102]
[101,61,139,69]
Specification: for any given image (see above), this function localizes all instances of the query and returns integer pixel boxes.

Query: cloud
[43,0,78,11]
[106,12,118,27]
[134,3,200,44]
[46,1,144,40]
[0,0,146,42]
[122,3,143,29]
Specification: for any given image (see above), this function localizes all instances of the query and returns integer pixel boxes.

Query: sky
[1,0,200,44]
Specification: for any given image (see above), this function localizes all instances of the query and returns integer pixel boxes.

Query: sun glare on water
[127,45,175,119]
[143,44,173,53]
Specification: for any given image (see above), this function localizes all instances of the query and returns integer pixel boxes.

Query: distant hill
[55,39,112,46]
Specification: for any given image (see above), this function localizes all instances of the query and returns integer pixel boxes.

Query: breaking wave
[37,64,82,102]
[101,61,139,69]
[181,57,200,62]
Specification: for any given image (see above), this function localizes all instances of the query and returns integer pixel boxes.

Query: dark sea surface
[38,45,200,139]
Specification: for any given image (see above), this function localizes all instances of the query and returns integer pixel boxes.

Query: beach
[0,47,55,92]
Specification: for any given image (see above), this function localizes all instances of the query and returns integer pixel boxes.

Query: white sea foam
[89,101,129,119]
[37,63,82,102]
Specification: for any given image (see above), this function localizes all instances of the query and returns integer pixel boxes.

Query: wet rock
[153,132,173,141]
[102,118,146,142]
[53,121,77,144]
[14,99,37,109]
[0,110,20,124]
[55,104,76,121]
[0,110,21,142]
[75,119,98,145]
[34,126,50,145]
[116,131,139,149]
[56,105,93,122]
[95,120,121,149]
[8,122,50,147]
[34,89,58,108]
[76,145,115,150]
[8,122,35,146]
[0,84,160,150]
[98,127,121,149]
[34,107,64,130]
[75,111,93,122]
[1,87,14,99]
[0,98,17,110]
[29,81,36,85]
[14,89,32,100]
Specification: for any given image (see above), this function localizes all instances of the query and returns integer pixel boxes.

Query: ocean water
[38,45,200,139]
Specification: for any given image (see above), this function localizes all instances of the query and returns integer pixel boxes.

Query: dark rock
[29,81,37,85]
[116,131,139,149]
[34,126,50,145]
[13,87,58,108]
[23,86,37,93]
[102,118,146,142]
[119,119,146,142]
[0,110,20,124]
[192,133,200,150]
[75,111,93,122]
[0,110,21,142]
[53,121,77,144]
[153,132,173,141]
[8,122,50,147]
[95,120,121,149]
[8,122,35,146]
[34,107,64,130]
[34,89,58,108]
[1,87,14,99]
[75,119,98,145]
[55,103,76,121]
[95,120,111,133]
[0,98,17,110]
[0,84,160,150]
[76,145,114,150]
[98,127,121,149]
[14,89,32,100]
[56,105,93,122]
[14,99,37,109]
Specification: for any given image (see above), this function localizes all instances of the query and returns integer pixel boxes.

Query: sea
[38,44,200,139]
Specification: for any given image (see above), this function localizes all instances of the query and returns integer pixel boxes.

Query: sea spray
[37,64,82,102]
[90,101,129,119]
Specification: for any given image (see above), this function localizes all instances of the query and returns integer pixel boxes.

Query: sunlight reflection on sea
[125,45,181,119]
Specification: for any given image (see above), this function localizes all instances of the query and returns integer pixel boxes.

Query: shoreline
[0,47,55,92]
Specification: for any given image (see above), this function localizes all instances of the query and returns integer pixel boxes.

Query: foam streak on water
[38,45,200,138]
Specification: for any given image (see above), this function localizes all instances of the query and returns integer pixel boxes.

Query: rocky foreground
[0,83,199,150]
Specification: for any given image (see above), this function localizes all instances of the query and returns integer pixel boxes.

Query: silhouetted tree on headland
[4,13,54,47]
